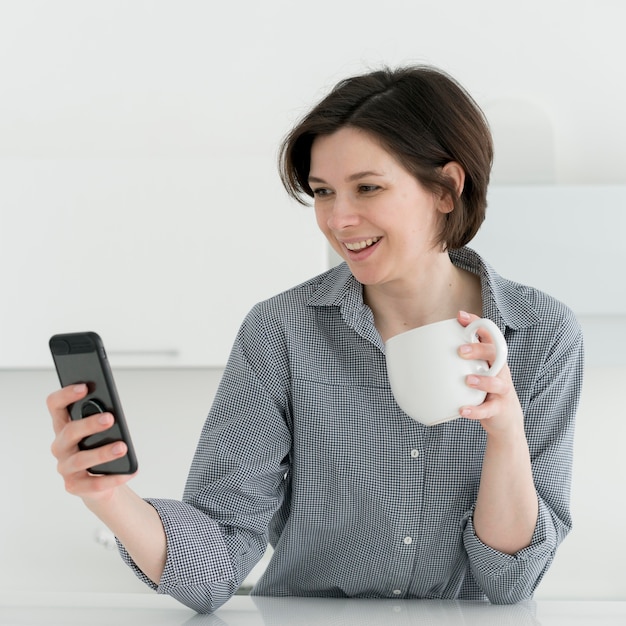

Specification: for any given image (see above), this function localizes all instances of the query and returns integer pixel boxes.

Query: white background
[0,0,625,602]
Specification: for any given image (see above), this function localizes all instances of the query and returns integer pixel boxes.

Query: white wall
[1,0,625,602]
[1,0,626,183]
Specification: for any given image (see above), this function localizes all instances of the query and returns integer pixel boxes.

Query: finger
[459,401,498,421]
[50,412,116,460]
[458,341,497,363]
[466,373,508,396]
[457,310,479,327]
[47,384,89,435]
[57,440,128,477]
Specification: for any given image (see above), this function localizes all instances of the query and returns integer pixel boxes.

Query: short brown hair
[278,65,493,249]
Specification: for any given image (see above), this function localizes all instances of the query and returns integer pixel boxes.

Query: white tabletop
[0,593,624,625]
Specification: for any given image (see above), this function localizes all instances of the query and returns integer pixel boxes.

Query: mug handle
[464,318,508,376]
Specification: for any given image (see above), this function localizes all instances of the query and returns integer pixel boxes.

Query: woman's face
[309,126,448,288]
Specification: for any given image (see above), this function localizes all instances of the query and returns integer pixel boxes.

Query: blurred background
[0,0,624,600]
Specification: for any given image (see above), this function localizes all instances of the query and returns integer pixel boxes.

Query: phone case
[49,332,138,474]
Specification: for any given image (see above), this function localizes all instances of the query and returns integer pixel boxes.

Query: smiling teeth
[345,237,381,251]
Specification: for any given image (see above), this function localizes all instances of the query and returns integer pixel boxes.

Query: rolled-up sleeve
[117,498,237,612]
[118,306,292,613]
[462,495,560,603]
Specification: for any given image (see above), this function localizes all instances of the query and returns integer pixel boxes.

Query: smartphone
[49,331,138,475]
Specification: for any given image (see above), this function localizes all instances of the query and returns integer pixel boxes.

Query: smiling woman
[45,65,583,614]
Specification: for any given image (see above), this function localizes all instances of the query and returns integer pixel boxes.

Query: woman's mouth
[344,236,381,252]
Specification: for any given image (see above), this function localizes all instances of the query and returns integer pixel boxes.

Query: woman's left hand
[456,310,525,438]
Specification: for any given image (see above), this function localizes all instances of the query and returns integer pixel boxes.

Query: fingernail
[460,408,472,417]
[73,384,87,394]
[467,375,480,386]
[459,310,470,321]
[460,344,472,355]
[111,442,126,455]
[98,413,113,425]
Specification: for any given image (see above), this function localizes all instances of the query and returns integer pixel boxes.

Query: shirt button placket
[395,442,421,599]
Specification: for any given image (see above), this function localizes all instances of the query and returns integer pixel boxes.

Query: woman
[47,65,583,613]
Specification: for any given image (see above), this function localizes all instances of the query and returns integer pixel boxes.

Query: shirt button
[403,536,413,545]
[392,589,402,596]
[410,449,420,458]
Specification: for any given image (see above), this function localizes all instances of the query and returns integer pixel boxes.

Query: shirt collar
[306,263,382,348]
[307,262,357,309]
[449,247,541,332]
[307,247,541,334]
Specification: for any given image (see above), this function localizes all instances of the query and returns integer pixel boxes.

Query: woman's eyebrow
[308,171,384,184]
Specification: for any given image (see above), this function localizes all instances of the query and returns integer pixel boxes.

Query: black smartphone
[49,331,138,475]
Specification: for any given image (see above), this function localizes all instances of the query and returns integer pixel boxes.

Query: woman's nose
[325,194,359,230]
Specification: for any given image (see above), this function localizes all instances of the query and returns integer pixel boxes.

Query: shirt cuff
[461,496,558,603]
[117,498,235,593]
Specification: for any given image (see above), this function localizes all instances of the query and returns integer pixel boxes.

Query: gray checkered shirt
[119,247,583,614]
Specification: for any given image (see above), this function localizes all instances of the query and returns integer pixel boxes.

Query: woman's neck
[363,252,482,342]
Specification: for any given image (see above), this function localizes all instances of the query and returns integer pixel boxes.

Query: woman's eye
[312,187,332,197]
[358,185,380,193]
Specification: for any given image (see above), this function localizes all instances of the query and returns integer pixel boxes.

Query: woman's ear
[438,161,466,214]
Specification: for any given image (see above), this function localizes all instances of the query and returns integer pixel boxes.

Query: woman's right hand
[47,383,136,504]
[47,384,167,584]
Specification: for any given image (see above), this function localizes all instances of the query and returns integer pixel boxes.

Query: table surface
[0,593,625,625]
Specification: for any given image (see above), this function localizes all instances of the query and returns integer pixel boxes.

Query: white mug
[385,317,508,426]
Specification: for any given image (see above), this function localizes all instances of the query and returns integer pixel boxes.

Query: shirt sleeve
[462,311,584,604]
[118,306,293,614]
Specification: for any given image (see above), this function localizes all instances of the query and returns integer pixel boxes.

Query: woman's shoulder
[492,265,581,338]
[249,263,354,318]
[234,264,354,362]
[453,247,582,341]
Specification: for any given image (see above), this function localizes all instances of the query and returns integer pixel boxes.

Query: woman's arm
[84,485,167,584]
[471,425,538,554]
[47,305,293,613]
[47,384,167,584]
[456,311,539,553]
[457,311,538,553]
[456,308,583,604]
